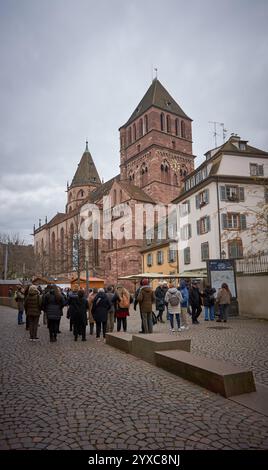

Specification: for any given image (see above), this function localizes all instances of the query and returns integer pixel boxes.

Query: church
[34,79,195,286]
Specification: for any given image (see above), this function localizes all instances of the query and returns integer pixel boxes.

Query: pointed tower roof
[122,79,191,127]
[70,142,101,188]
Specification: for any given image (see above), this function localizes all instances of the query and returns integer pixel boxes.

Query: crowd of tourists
[13,280,232,343]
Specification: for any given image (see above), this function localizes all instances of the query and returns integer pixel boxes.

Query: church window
[133,123,137,141]
[174,174,178,185]
[172,140,176,149]
[175,118,179,136]
[181,120,186,138]
[107,257,112,271]
[69,206,72,213]
[141,164,148,186]
[69,192,72,201]
[166,115,171,133]
[113,189,117,206]
[161,161,170,183]
[78,190,84,198]
[144,115,148,133]
[160,113,165,131]
[139,118,143,137]
[128,127,132,145]
[120,190,123,202]
[137,144,141,152]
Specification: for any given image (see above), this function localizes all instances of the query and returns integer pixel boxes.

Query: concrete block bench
[132,334,191,364]
[105,332,133,353]
[154,350,256,397]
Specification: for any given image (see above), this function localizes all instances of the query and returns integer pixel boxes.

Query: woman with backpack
[112,286,131,332]
[165,282,183,332]
[202,284,216,321]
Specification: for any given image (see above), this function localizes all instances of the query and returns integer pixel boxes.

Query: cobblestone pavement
[0,305,268,450]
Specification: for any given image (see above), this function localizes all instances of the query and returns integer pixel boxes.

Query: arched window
[141,164,148,186]
[160,113,165,131]
[69,205,72,213]
[113,189,117,206]
[78,190,84,198]
[120,189,123,202]
[161,161,170,183]
[166,115,171,133]
[173,174,178,186]
[41,238,44,255]
[175,118,179,136]
[181,120,186,138]
[139,118,143,137]
[60,227,65,271]
[51,232,56,272]
[133,123,136,141]
[107,257,112,271]
[121,260,127,272]
[172,140,176,149]
[69,191,72,201]
[144,115,148,133]
[128,127,132,145]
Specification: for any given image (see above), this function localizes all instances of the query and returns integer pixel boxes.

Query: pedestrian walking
[189,280,202,324]
[137,279,155,334]
[202,285,216,321]
[106,286,115,333]
[92,288,111,341]
[216,283,232,322]
[178,280,190,330]
[165,282,183,331]
[15,285,25,325]
[112,286,131,332]
[68,289,88,341]
[42,285,65,342]
[155,281,168,323]
[24,285,42,341]
[88,288,98,335]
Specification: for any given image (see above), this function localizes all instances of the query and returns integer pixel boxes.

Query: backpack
[169,291,180,307]
[119,292,130,309]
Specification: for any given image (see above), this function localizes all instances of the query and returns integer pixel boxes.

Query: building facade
[34,79,194,286]
[173,135,268,274]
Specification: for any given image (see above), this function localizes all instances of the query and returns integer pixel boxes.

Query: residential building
[173,134,268,274]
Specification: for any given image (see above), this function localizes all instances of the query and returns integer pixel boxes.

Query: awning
[118,269,207,280]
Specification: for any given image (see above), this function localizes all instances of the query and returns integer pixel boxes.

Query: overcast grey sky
[1,0,268,243]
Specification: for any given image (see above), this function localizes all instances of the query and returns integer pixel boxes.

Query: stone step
[105,332,133,353]
[132,333,191,364]
[154,350,256,397]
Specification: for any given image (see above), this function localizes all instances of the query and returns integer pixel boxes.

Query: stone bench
[105,332,133,353]
[132,333,191,364]
[154,350,256,397]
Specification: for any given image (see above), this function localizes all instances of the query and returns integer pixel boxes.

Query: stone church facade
[34,79,195,286]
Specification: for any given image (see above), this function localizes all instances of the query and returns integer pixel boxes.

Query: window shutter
[197,220,200,235]
[188,224,192,239]
[220,186,226,201]
[240,214,247,230]
[195,194,199,209]
[205,189,209,203]
[258,165,264,176]
[221,213,227,229]
[239,187,245,201]
[207,216,211,232]
[187,200,190,214]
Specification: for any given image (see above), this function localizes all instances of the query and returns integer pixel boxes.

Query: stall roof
[118,270,207,280]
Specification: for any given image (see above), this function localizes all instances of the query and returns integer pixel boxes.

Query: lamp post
[85,244,89,296]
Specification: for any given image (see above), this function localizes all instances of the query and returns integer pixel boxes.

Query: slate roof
[122,79,191,127]
[71,145,101,188]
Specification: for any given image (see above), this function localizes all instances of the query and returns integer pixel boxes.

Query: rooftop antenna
[208,121,226,147]
[154,67,158,80]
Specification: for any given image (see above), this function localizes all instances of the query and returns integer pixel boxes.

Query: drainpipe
[216,177,222,258]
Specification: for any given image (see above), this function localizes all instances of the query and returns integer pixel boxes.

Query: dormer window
[239,142,246,151]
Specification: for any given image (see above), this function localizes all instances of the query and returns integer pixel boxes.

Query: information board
[207,259,237,298]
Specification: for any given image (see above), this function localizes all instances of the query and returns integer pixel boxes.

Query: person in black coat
[189,280,202,324]
[155,281,168,322]
[92,288,112,341]
[68,289,89,341]
[202,285,216,321]
[42,285,65,342]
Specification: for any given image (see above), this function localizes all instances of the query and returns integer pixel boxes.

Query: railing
[236,253,268,274]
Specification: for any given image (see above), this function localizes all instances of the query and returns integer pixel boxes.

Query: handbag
[152,311,157,325]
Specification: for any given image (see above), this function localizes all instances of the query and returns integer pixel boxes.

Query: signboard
[207,259,237,298]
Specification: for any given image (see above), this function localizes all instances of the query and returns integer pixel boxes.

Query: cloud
[1,0,268,242]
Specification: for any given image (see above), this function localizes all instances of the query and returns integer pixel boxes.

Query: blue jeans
[219,304,229,321]
[169,313,180,329]
[204,305,215,321]
[18,309,24,324]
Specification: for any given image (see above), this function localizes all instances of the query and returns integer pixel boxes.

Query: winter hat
[141,278,149,286]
